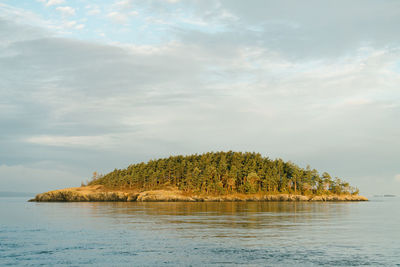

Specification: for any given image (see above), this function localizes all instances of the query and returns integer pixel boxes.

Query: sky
[1,0,400,195]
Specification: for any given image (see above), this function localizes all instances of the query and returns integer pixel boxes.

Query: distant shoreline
[30,185,368,202]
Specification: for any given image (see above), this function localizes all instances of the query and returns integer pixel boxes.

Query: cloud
[107,11,129,24]
[61,21,84,30]
[106,0,139,24]
[125,0,400,60]
[24,135,118,149]
[75,24,84,30]
[114,0,133,9]
[87,5,101,16]
[56,6,76,17]
[63,20,76,28]
[45,0,65,7]
[87,9,100,15]
[1,2,400,194]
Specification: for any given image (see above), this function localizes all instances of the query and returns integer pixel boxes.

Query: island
[30,151,368,202]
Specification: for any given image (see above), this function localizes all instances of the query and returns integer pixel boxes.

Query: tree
[87,151,354,196]
[322,172,332,192]
[242,172,260,193]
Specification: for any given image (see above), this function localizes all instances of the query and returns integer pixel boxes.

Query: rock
[310,196,324,201]
[30,186,368,202]
[293,195,309,201]
[136,190,195,202]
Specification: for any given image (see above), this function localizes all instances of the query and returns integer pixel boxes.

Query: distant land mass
[31,151,367,202]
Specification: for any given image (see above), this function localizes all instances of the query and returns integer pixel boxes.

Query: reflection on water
[1,198,399,266]
[83,201,349,231]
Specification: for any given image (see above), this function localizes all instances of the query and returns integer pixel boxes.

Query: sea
[0,196,399,266]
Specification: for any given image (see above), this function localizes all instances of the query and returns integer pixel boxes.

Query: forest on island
[89,151,359,195]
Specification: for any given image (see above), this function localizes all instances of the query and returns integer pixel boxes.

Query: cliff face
[30,186,368,202]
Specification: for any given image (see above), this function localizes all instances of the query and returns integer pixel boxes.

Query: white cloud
[114,0,133,9]
[107,11,129,24]
[107,0,138,24]
[87,8,100,15]
[86,4,101,15]
[75,24,85,30]
[0,3,57,32]
[107,10,138,24]
[339,98,373,108]
[56,6,76,16]
[45,0,65,7]
[24,135,118,149]
[63,20,76,28]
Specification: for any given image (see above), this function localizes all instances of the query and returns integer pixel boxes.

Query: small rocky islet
[30,185,367,202]
[31,151,368,202]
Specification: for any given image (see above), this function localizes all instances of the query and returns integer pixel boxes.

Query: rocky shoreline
[29,185,368,202]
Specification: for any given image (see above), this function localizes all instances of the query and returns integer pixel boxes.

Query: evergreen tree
[89,151,356,195]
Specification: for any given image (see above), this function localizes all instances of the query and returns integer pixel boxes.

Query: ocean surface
[1,196,399,266]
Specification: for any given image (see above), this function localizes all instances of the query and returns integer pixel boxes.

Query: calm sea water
[1,197,399,266]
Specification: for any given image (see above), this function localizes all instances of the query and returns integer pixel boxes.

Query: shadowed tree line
[89,151,359,195]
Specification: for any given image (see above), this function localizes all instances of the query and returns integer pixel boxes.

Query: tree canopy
[89,151,359,195]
